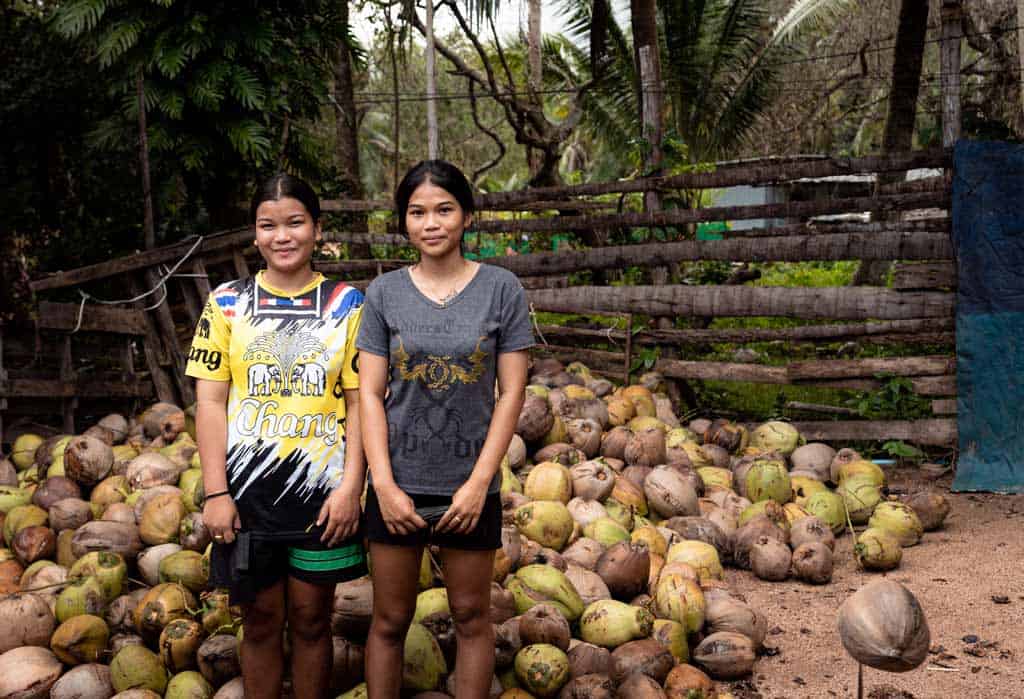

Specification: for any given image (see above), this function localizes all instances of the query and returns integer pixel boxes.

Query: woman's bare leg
[440,547,496,698]
[241,580,287,699]
[287,576,335,699]
[365,542,424,699]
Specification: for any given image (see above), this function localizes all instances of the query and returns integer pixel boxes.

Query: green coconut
[0,486,32,514]
[582,517,631,547]
[177,470,204,513]
[579,600,654,648]
[749,420,803,456]
[744,461,792,504]
[514,500,574,550]
[158,550,209,593]
[837,459,886,488]
[791,475,829,507]
[55,575,106,622]
[804,490,847,535]
[50,613,110,665]
[868,501,924,547]
[110,645,169,694]
[697,467,733,491]
[665,540,723,582]
[12,434,44,470]
[164,670,213,699]
[653,573,706,633]
[601,498,635,532]
[507,564,585,621]
[69,551,127,601]
[854,528,903,571]
[837,477,883,524]
[160,619,205,673]
[514,643,571,697]
[652,618,690,663]
[402,622,447,691]
[412,587,450,623]
[737,500,789,532]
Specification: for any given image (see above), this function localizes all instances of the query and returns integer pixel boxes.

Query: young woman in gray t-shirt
[357,160,534,698]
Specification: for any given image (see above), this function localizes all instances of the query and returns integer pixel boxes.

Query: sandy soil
[718,468,1024,699]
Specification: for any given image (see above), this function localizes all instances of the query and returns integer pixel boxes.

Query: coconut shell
[693,631,756,679]
[567,399,610,430]
[126,454,182,491]
[490,583,516,624]
[502,492,530,527]
[558,673,614,699]
[564,564,611,607]
[31,476,82,510]
[50,663,114,699]
[71,521,143,561]
[732,516,787,570]
[330,637,365,694]
[749,538,791,582]
[49,497,94,531]
[102,503,136,525]
[570,462,616,502]
[792,542,834,584]
[197,633,241,687]
[614,673,666,699]
[140,402,185,442]
[624,427,666,468]
[562,537,605,570]
[517,395,554,443]
[789,515,835,551]
[332,576,374,641]
[790,443,836,481]
[0,592,55,654]
[599,427,630,461]
[0,459,18,487]
[901,490,951,531]
[109,633,145,656]
[703,589,767,648]
[567,642,610,678]
[65,436,114,487]
[595,542,649,601]
[519,603,571,651]
[0,646,63,699]
[494,617,522,668]
[138,492,187,545]
[535,444,586,468]
[159,618,204,672]
[643,467,698,519]
[212,677,244,699]
[12,525,56,566]
[662,516,730,560]
[133,583,196,642]
[90,475,129,508]
[566,419,603,459]
[838,579,930,672]
[107,590,149,634]
[663,663,715,699]
[609,638,674,685]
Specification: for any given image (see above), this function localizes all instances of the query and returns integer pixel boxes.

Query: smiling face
[405,180,473,260]
[253,197,321,274]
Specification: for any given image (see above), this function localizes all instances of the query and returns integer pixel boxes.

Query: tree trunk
[386,9,401,191]
[526,0,543,175]
[425,0,439,159]
[631,0,658,135]
[136,68,155,250]
[334,0,370,257]
[854,0,929,286]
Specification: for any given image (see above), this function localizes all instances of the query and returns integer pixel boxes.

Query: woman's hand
[435,478,488,535]
[318,485,362,546]
[375,483,427,536]
[203,497,241,545]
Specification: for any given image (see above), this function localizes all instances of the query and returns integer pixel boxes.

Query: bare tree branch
[468,79,507,182]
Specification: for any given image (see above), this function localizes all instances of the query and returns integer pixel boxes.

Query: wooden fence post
[940,1,963,147]
[60,336,76,434]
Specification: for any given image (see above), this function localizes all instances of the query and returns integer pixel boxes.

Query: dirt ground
[718,467,1024,699]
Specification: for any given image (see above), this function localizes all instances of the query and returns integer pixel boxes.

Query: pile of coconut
[0,356,951,699]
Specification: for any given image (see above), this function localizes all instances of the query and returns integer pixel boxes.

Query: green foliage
[881,440,925,462]
[847,376,931,420]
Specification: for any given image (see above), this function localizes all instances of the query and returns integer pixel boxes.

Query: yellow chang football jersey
[186,271,362,529]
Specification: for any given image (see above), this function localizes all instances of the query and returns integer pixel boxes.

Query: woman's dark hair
[394,160,475,237]
[249,173,321,224]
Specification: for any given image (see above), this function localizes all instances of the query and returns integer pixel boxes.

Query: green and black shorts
[210,529,367,605]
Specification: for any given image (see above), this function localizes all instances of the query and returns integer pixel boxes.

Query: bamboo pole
[940,2,963,147]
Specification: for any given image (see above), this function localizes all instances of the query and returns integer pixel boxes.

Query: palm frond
[772,0,857,44]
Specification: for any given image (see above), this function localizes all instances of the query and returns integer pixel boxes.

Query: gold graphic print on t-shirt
[394,334,488,390]
[242,330,329,397]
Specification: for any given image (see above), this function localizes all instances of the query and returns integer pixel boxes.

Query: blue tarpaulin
[951,140,1024,493]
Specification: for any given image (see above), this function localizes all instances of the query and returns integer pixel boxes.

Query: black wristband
[203,490,231,503]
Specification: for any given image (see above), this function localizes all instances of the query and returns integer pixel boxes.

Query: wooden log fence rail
[13,148,960,446]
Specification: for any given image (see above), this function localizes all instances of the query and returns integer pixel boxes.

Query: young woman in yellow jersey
[188,174,366,699]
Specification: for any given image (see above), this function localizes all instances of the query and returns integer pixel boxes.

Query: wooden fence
[5,148,957,447]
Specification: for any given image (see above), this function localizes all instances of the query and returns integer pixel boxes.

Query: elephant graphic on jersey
[291,363,327,396]
[247,363,281,396]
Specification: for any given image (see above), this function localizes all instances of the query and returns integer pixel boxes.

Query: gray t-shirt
[356,263,535,495]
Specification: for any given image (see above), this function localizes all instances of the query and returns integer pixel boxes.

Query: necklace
[412,262,473,307]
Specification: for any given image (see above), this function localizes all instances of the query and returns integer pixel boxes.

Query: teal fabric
[951,140,1024,493]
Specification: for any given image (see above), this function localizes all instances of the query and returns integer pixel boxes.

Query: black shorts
[364,487,502,550]
[210,531,368,606]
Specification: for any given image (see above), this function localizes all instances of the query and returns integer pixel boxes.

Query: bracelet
[203,490,231,503]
